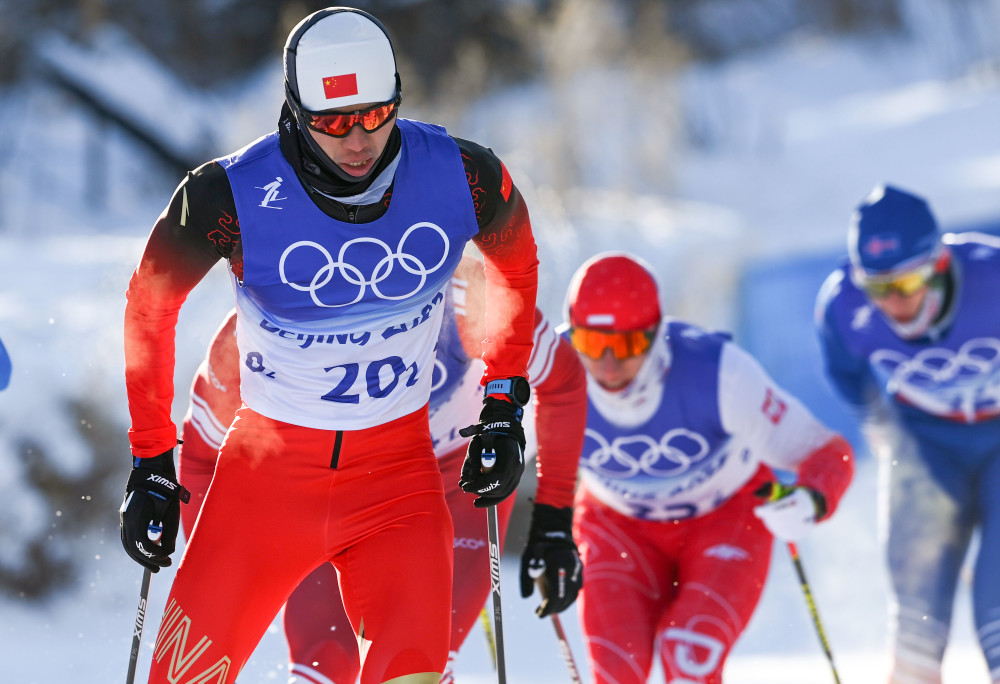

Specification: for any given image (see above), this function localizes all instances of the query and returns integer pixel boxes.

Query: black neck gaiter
[277,102,401,199]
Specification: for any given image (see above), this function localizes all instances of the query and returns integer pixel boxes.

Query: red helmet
[567,253,661,331]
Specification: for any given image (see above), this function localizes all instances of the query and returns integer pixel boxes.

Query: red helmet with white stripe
[566,253,661,331]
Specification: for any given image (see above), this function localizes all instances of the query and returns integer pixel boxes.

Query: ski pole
[486,502,508,684]
[532,575,583,683]
[549,613,583,684]
[480,606,497,669]
[126,568,152,684]
[787,542,841,684]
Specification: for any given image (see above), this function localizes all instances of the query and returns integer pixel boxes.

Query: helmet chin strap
[884,283,945,340]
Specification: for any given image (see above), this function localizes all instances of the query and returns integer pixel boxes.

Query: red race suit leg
[574,467,773,684]
[147,405,452,684]
[283,443,515,683]
[177,414,220,537]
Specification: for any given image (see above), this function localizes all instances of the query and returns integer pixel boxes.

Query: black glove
[519,504,583,617]
[458,395,526,508]
[119,449,190,572]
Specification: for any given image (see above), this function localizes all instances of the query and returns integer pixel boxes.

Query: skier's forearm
[125,219,219,458]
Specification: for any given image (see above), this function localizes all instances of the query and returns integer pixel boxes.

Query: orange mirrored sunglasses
[305,96,400,137]
[569,327,655,360]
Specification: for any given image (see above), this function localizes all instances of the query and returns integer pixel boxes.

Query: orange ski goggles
[569,327,655,360]
[304,96,400,137]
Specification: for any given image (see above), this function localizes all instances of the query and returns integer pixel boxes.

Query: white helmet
[284,7,399,113]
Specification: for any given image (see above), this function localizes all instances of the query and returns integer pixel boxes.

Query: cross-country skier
[816,184,1000,684]
[178,255,587,682]
[564,252,854,684]
[118,8,539,683]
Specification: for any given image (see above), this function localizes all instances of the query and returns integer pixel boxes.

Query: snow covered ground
[3,1,1000,681]
[1,516,991,683]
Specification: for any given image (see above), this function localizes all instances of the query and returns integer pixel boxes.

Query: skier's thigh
[972,450,1000,671]
[657,489,772,684]
[149,422,331,682]
[335,488,454,684]
[574,496,664,683]
[885,445,971,606]
[284,561,360,684]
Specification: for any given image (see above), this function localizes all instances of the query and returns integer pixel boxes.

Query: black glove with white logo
[119,449,190,573]
[520,504,582,617]
[458,377,530,508]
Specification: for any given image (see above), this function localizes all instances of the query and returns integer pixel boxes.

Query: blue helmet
[848,184,941,276]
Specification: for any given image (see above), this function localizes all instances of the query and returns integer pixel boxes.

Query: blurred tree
[663,0,903,61]
[0,399,126,598]
[3,0,919,93]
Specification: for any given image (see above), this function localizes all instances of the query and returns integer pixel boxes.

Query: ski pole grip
[481,448,497,473]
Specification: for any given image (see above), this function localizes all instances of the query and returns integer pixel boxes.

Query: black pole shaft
[126,568,152,684]
[486,505,507,684]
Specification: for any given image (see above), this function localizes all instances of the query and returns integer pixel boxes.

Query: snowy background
[2,0,1000,682]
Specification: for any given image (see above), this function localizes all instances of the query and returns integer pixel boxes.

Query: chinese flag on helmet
[322,73,359,100]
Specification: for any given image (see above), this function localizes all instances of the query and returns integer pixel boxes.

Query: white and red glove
[752,483,825,542]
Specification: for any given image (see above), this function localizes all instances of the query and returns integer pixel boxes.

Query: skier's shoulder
[161,160,239,259]
[943,230,1000,261]
[815,259,864,327]
[215,131,281,170]
[665,319,732,355]
[452,135,504,195]
[182,159,235,204]
[451,135,508,228]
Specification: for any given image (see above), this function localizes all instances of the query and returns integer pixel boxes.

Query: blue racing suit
[816,232,1000,683]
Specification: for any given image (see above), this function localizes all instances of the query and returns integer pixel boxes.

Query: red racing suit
[572,321,854,684]
[124,115,538,684]
[177,257,587,682]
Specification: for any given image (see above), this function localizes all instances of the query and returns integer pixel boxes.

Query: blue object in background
[736,218,1000,459]
[0,336,9,391]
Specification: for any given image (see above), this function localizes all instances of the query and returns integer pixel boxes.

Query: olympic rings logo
[279,222,450,307]
[872,338,1000,393]
[580,427,711,479]
[454,537,487,550]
